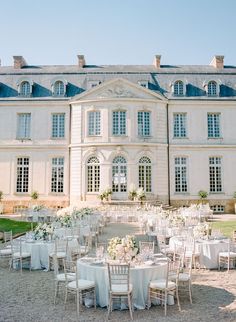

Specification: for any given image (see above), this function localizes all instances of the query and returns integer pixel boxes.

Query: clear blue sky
[0,0,235,66]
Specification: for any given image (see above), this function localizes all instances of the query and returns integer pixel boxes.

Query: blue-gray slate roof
[0,64,236,99]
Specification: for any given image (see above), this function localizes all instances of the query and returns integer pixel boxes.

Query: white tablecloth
[21,240,54,270]
[169,236,228,269]
[21,239,77,270]
[77,259,167,309]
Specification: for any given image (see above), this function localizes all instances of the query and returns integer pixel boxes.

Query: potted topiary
[30,190,39,209]
[0,191,4,214]
[198,190,208,204]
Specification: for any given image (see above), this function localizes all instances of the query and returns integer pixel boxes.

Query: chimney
[13,56,27,69]
[153,55,161,68]
[210,55,224,69]
[77,55,86,68]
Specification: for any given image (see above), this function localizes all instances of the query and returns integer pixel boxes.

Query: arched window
[53,80,65,96]
[112,156,127,192]
[139,156,152,192]
[19,81,31,96]
[207,81,217,97]
[173,80,184,96]
[87,156,100,192]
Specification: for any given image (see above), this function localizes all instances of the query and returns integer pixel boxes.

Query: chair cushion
[13,252,31,258]
[49,252,66,258]
[68,279,95,290]
[185,251,200,257]
[57,273,76,282]
[219,252,236,258]
[150,279,176,290]
[178,273,190,282]
[0,248,12,255]
[111,283,133,293]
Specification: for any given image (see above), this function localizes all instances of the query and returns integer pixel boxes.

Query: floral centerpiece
[107,235,138,262]
[56,206,95,227]
[128,183,137,201]
[98,187,112,202]
[169,213,185,226]
[32,204,44,212]
[136,187,146,204]
[193,222,210,239]
[34,223,54,240]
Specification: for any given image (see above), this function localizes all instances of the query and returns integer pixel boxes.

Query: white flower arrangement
[136,187,146,203]
[32,205,44,212]
[128,183,137,201]
[170,213,185,226]
[56,206,95,227]
[34,223,54,240]
[193,222,210,239]
[98,187,112,201]
[107,235,138,261]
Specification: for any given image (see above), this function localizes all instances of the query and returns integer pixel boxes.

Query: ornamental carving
[98,85,137,98]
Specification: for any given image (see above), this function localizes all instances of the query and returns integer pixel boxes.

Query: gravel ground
[0,223,236,322]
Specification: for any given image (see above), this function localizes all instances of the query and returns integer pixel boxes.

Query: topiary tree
[31,191,39,200]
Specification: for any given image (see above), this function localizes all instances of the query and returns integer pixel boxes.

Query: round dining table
[169,236,229,269]
[77,257,168,309]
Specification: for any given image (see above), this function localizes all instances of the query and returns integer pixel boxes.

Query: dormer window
[173,80,184,96]
[52,80,67,97]
[207,81,217,97]
[18,80,32,97]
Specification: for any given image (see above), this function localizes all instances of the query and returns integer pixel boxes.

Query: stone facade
[0,55,236,213]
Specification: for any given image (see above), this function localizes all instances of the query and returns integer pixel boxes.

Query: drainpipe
[166,102,171,205]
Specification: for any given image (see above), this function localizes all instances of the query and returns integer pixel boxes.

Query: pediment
[71,78,166,102]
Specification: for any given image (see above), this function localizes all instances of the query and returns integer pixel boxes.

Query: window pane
[209,157,222,192]
[139,157,152,192]
[112,111,126,135]
[138,111,150,136]
[16,157,29,193]
[208,113,220,138]
[88,111,101,136]
[17,113,31,139]
[51,157,64,193]
[54,81,65,96]
[87,156,100,192]
[175,157,187,192]
[112,156,127,192]
[52,114,65,138]
[173,113,186,138]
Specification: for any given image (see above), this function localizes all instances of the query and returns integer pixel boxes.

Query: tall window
[209,157,222,192]
[16,157,29,193]
[52,113,65,138]
[175,157,188,193]
[173,113,186,138]
[87,156,100,192]
[112,156,127,192]
[17,113,31,139]
[207,81,217,97]
[208,113,220,138]
[88,111,101,136]
[19,81,31,96]
[53,81,65,96]
[173,80,184,96]
[51,157,64,193]
[139,156,152,192]
[138,111,151,136]
[112,111,126,135]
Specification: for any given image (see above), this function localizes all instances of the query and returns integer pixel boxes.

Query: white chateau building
[0,54,236,213]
